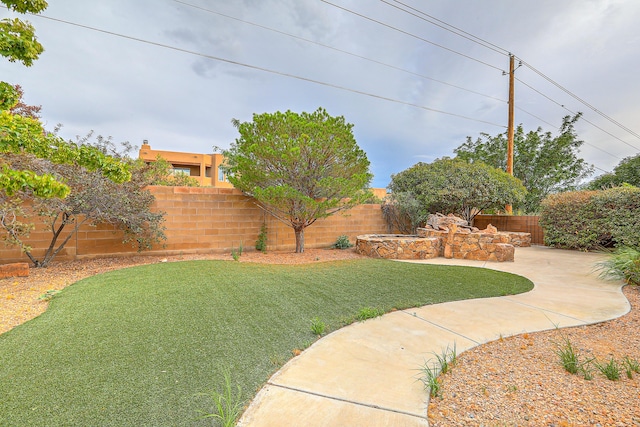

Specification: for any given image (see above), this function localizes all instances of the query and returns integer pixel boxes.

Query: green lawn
[0,259,532,426]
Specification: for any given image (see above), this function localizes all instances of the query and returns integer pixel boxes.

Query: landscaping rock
[426,213,468,230]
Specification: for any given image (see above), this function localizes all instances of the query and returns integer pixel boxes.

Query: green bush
[255,223,268,253]
[592,186,640,248]
[540,187,640,250]
[332,235,353,249]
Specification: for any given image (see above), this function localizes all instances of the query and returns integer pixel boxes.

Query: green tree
[2,152,166,267]
[1,0,130,197]
[0,1,165,267]
[587,154,640,189]
[387,158,526,228]
[222,108,373,253]
[73,131,199,187]
[0,0,46,67]
[454,114,594,212]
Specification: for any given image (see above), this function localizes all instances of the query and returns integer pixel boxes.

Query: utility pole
[505,54,515,215]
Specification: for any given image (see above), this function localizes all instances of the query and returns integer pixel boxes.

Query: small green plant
[231,242,244,261]
[595,357,621,381]
[356,306,384,321]
[432,343,457,375]
[197,370,244,427]
[418,344,457,398]
[310,317,326,336]
[38,289,60,301]
[579,359,595,380]
[554,337,580,374]
[255,224,268,253]
[419,363,441,398]
[332,235,353,249]
[596,246,640,285]
[623,356,640,379]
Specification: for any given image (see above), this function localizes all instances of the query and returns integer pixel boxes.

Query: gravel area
[1,250,637,426]
[429,285,640,427]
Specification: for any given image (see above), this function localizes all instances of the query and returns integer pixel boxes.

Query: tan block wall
[0,187,389,264]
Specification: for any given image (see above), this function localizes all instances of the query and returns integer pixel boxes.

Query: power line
[374,1,640,154]
[7,4,631,172]
[518,58,640,142]
[319,0,504,72]
[21,10,506,129]
[381,0,509,56]
[516,77,640,152]
[173,0,507,103]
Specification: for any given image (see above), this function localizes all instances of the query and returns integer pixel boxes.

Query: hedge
[539,186,640,250]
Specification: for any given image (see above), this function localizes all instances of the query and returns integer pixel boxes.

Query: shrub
[596,246,640,285]
[539,190,601,250]
[591,186,640,248]
[381,194,426,234]
[540,187,640,251]
[332,235,353,249]
[255,223,268,253]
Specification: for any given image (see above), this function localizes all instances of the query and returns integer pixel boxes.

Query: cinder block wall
[473,214,544,245]
[0,187,389,264]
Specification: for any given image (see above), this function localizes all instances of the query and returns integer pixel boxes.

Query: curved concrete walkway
[238,246,630,427]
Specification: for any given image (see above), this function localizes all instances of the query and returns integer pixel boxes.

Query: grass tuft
[419,343,457,398]
[623,356,640,379]
[356,306,385,321]
[595,357,621,381]
[595,246,640,285]
[197,369,244,427]
[554,337,581,374]
[310,317,326,336]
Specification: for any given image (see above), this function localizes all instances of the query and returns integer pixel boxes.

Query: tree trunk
[294,227,305,253]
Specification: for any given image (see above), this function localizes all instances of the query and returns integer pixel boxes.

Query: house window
[218,165,226,182]
[172,167,191,176]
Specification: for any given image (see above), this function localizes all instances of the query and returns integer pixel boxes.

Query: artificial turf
[0,258,532,426]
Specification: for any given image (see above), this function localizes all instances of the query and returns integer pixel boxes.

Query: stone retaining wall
[417,227,528,262]
[355,235,441,260]
[357,227,531,262]
[418,228,531,248]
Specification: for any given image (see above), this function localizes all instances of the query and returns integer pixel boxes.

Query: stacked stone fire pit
[356,213,531,262]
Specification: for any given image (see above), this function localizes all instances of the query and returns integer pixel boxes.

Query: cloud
[2,0,638,188]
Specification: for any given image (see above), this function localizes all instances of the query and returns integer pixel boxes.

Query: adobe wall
[0,187,389,265]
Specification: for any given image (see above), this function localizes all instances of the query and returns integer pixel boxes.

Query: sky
[2,0,640,188]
